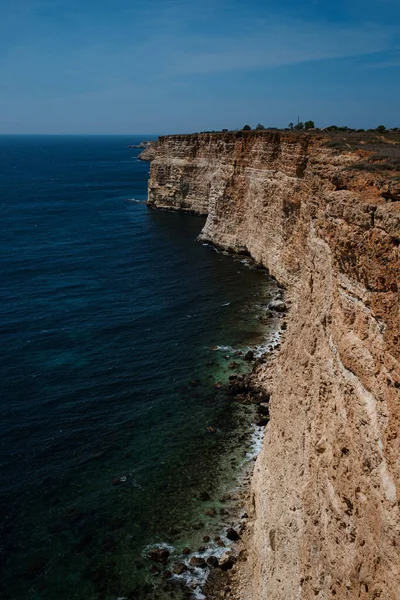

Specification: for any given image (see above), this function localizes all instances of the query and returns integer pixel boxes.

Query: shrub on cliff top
[242,124,251,131]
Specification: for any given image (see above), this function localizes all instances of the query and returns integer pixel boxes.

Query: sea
[0,135,279,600]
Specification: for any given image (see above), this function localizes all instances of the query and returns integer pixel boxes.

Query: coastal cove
[0,135,282,600]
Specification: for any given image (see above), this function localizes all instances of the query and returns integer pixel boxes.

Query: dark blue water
[0,135,277,600]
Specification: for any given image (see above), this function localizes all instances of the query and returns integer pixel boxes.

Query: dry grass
[321,131,400,176]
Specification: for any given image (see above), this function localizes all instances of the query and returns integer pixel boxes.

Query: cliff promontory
[142,131,400,599]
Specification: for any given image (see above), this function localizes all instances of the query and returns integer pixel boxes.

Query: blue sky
[0,0,399,134]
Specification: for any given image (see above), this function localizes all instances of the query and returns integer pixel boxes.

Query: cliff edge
[143,131,400,599]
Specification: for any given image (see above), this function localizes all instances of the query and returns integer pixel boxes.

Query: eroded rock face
[144,131,400,600]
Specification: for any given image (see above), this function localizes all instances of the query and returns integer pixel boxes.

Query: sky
[0,0,399,134]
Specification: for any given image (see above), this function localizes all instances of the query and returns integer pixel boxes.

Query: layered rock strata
[143,131,400,599]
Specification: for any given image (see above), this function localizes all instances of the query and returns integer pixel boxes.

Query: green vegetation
[242,124,251,131]
[289,120,315,130]
[255,123,266,130]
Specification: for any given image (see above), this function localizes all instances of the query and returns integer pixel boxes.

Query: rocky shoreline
[141,277,287,600]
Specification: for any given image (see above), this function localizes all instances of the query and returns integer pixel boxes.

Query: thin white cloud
[150,20,399,76]
[362,51,400,69]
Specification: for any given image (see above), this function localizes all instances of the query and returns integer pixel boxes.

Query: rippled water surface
[0,135,278,599]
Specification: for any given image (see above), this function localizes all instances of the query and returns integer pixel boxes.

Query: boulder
[172,563,188,575]
[219,553,237,571]
[189,556,206,568]
[258,402,270,416]
[207,556,219,568]
[226,528,240,541]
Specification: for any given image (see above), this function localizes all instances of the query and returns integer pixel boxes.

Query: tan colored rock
[144,131,400,600]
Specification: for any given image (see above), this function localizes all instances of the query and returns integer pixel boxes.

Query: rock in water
[172,563,188,575]
[269,300,287,312]
[148,548,170,563]
[226,527,240,541]
[196,491,210,501]
[219,553,237,571]
[189,556,206,568]
[207,555,219,568]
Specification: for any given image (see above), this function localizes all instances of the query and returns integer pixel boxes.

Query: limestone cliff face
[144,132,400,599]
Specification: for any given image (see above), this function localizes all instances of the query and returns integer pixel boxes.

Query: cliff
[143,131,400,600]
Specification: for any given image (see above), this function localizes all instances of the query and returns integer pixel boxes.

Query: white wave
[215,345,234,352]
[171,541,234,595]
[252,329,281,358]
[241,424,265,465]
[142,542,175,555]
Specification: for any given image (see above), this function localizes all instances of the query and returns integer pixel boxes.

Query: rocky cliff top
[141,130,400,200]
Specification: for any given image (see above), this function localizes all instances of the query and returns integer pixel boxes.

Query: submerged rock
[162,569,172,579]
[258,402,270,415]
[196,491,210,501]
[148,547,170,563]
[149,564,161,575]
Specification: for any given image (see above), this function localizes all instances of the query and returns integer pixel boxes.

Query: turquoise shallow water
[0,135,278,599]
